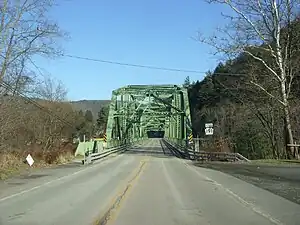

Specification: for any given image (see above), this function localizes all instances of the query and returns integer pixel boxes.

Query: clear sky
[35,0,230,100]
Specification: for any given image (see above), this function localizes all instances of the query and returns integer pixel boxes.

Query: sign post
[195,135,200,152]
[83,135,86,165]
[25,154,34,176]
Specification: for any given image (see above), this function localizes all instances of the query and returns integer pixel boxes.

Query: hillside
[188,18,300,160]
[69,100,110,117]
[0,96,110,121]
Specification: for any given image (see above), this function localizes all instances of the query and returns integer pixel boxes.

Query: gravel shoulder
[194,161,300,205]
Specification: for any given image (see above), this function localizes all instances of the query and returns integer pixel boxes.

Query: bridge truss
[105,85,192,148]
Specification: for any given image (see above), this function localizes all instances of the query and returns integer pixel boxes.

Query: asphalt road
[195,161,300,205]
[0,139,300,225]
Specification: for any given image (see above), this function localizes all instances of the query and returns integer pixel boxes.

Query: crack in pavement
[94,160,148,225]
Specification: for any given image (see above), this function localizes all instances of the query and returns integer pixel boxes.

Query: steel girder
[105,84,192,147]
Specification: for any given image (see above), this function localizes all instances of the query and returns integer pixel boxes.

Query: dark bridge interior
[147,131,165,138]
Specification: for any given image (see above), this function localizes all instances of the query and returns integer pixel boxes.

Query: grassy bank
[0,143,77,180]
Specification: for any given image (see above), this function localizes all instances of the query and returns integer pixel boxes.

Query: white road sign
[26,154,34,166]
[205,128,214,135]
[205,123,213,128]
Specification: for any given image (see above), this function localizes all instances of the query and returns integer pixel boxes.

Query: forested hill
[188,19,300,160]
[70,100,110,117]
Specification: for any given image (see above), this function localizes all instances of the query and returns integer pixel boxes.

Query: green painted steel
[105,84,192,148]
[75,141,105,156]
[75,141,94,156]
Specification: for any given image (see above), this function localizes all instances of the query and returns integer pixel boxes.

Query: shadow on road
[123,145,175,158]
[122,140,187,159]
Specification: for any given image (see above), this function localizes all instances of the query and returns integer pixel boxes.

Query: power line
[0,80,74,127]
[62,54,247,76]
[27,57,45,78]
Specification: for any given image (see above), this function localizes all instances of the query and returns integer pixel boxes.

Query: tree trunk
[282,86,295,159]
[276,43,295,158]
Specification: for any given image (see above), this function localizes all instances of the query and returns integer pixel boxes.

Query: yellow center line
[93,157,149,225]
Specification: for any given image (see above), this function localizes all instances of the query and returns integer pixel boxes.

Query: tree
[31,76,72,150]
[85,110,93,122]
[183,76,191,88]
[188,54,296,159]
[0,56,36,96]
[71,110,95,140]
[0,0,66,84]
[96,106,109,135]
[34,74,67,101]
[199,0,300,158]
[0,74,77,151]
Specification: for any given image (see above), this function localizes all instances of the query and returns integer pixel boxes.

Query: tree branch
[250,80,285,105]
[244,50,282,81]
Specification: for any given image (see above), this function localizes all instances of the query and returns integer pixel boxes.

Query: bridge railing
[82,138,147,165]
[83,144,128,164]
[163,138,250,162]
[106,137,147,149]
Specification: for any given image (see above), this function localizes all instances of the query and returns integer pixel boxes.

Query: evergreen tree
[183,76,191,88]
[84,110,93,122]
[96,106,109,134]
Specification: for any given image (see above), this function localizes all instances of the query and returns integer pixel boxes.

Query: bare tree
[0,56,37,96]
[199,0,300,158]
[32,75,71,149]
[0,0,66,84]
[34,74,68,101]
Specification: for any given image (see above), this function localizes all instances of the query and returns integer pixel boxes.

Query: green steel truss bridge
[105,84,193,148]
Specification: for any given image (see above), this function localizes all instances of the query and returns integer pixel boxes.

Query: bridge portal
[105,85,192,148]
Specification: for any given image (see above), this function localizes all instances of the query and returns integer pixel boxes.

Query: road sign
[188,133,193,143]
[26,154,34,166]
[205,128,214,135]
[103,134,107,142]
[205,123,213,128]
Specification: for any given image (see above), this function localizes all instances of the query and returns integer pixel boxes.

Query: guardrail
[191,151,250,162]
[162,138,250,162]
[82,144,129,165]
[161,139,190,159]
[81,138,147,165]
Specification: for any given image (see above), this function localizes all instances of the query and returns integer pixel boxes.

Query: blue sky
[35,0,230,100]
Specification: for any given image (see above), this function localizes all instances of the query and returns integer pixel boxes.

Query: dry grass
[0,142,77,180]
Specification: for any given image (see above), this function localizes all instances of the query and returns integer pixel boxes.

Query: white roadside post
[25,154,34,176]
[195,135,200,152]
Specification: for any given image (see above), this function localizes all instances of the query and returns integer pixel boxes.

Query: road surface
[195,161,300,205]
[0,139,299,225]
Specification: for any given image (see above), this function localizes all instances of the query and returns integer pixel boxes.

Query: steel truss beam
[105,84,192,147]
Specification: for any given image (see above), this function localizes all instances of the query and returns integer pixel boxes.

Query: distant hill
[70,100,110,117]
[0,95,111,119]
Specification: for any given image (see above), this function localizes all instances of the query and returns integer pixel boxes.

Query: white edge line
[178,159,284,225]
[0,154,123,203]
